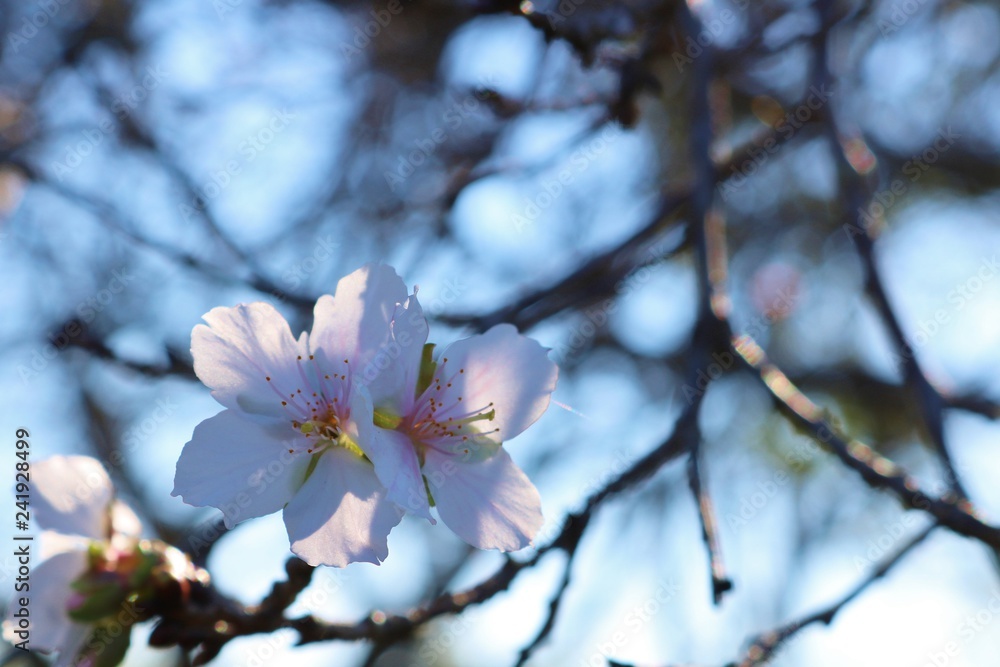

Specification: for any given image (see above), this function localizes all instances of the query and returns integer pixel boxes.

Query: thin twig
[732,334,1000,549]
[733,524,936,666]
[513,553,575,666]
[809,0,968,500]
[676,0,734,606]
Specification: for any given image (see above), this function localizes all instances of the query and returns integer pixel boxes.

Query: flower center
[294,413,344,454]
[408,359,499,453]
[264,354,363,457]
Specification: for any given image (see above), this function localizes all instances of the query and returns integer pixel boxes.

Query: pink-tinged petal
[52,624,90,667]
[193,302,308,423]
[427,324,558,441]
[172,410,311,528]
[345,387,431,522]
[370,428,433,521]
[33,456,113,540]
[283,448,403,567]
[310,265,426,409]
[423,448,542,551]
[3,548,87,653]
[109,500,142,539]
[394,295,428,381]
[39,531,90,561]
[375,293,428,415]
[309,263,406,363]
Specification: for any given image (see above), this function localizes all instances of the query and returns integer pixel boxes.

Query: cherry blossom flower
[3,456,143,666]
[367,298,559,551]
[173,264,421,566]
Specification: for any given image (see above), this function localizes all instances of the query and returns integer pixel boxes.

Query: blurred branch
[80,388,179,540]
[440,92,825,335]
[438,190,692,333]
[68,328,195,379]
[11,159,316,311]
[946,394,1000,420]
[680,0,734,606]
[733,524,937,666]
[733,333,1000,549]
[513,552,574,667]
[811,2,969,500]
[152,393,704,659]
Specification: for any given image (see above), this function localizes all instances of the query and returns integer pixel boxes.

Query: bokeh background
[2,0,1000,665]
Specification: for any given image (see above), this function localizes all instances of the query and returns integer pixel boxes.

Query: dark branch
[733,524,936,666]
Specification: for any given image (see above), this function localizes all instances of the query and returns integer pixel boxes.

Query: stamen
[263,373,308,419]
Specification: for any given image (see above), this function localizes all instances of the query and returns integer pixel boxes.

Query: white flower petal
[429,324,558,441]
[423,447,542,551]
[109,500,142,539]
[309,264,425,409]
[52,623,91,667]
[33,456,113,539]
[345,387,431,522]
[3,548,87,653]
[369,427,433,522]
[283,448,402,567]
[373,293,428,415]
[39,530,90,561]
[172,410,311,528]
[192,302,308,423]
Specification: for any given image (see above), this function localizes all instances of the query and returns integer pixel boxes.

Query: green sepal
[416,344,437,397]
[373,409,402,430]
[423,475,435,508]
[86,541,106,565]
[125,549,159,590]
[302,451,323,484]
[67,579,129,623]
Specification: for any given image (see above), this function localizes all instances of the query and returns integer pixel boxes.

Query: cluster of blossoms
[3,456,203,666]
[173,264,558,567]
